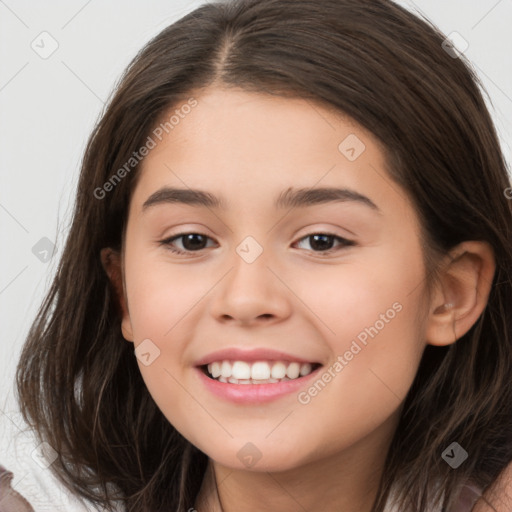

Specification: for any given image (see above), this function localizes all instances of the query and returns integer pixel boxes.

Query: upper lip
[194,347,322,367]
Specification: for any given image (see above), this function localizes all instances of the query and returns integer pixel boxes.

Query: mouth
[193,346,326,403]
[199,360,323,385]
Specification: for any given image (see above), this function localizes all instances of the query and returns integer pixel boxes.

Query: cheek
[122,247,225,414]
[295,241,427,407]
[295,240,426,351]
[289,289,425,462]
[124,247,212,340]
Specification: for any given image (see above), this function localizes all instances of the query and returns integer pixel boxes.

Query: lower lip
[195,366,323,404]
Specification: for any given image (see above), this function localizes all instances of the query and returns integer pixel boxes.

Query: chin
[203,441,311,473]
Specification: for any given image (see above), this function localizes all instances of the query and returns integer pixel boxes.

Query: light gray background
[1,1,511,509]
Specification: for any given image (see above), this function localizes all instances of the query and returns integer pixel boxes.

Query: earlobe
[100,247,134,342]
[425,241,495,347]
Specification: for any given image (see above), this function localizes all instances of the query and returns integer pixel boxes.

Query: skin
[102,87,495,512]
[476,463,512,511]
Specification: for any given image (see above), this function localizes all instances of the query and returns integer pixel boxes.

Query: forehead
[145,87,370,165]
[130,87,411,219]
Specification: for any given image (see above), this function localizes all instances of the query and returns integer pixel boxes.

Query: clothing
[0,465,34,512]
[0,463,483,511]
[450,483,483,512]
[384,481,483,512]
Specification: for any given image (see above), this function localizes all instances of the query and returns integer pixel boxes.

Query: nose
[209,249,293,327]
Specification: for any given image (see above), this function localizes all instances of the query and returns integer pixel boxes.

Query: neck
[194,411,399,512]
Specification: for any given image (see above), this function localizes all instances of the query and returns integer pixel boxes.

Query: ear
[425,241,495,346]
[100,247,134,342]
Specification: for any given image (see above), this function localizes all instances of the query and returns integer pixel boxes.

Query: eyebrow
[141,186,381,213]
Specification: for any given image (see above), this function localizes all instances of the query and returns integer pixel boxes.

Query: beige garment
[383,479,483,512]
[0,466,34,512]
[0,463,488,512]
[451,483,483,512]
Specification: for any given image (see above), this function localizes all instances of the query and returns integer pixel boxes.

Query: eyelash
[158,232,355,256]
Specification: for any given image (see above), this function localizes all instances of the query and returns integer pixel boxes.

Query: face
[118,86,430,473]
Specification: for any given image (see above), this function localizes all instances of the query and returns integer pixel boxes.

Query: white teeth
[205,360,317,383]
[220,361,232,378]
[271,361,287,379]
[251,362,271,380]
[286,362,300,379]
[211,362,221,378]
[223,376,291,384]
[231,361,251,380]
[299,362,312,376]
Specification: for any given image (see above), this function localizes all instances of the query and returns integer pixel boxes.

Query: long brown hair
[16,0,512,510]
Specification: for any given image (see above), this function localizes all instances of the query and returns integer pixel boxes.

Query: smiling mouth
[200,360,323,384]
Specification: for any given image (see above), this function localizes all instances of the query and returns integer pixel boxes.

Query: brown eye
[160,233,216,255]
[294,233,355,254]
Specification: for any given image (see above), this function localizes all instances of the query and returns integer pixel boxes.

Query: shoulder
[473,461,512,512]
[384,469,512,512]
[0,465,35,512]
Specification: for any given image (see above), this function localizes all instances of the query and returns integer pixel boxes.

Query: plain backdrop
[1,1,511,509]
